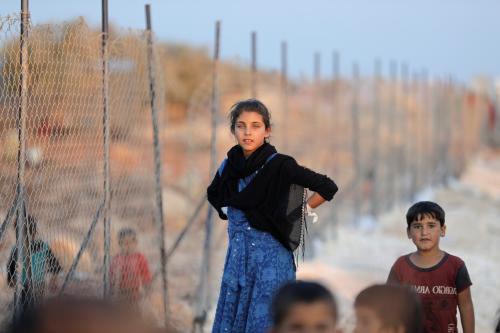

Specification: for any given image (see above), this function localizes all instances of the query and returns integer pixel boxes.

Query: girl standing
[207,99,338,333]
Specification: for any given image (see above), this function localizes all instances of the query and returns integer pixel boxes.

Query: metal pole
[194,20,220,333]
[420,69,431,187]
[370,59,381,218]
[14,0,32,317]
[432,79,442,185]
[329,50,340,238]
[457,85,466,174]
[314,52,321,116]
[60,203,104,294]
[400,63,410,201]
[314,52,321,168]
[332,51,340,174]
[443,78,452,185]
[281,41,288,152]
[410,72,419,197]
[145,4,169,324]
[251,31,257,98]
[101,0,111,299]
[446,78,455,181]
[387,61,397,208]
[351,63,361,224]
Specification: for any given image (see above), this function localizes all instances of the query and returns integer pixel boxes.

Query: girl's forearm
[307,192,326,209]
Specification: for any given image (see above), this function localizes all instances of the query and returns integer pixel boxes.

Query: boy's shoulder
[391,252,467,271]
[391,253,411,266]
[442,252,467,267]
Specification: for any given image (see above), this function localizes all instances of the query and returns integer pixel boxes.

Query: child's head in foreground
[354,284,422,333]
[118,228,138,255]
[6,296,179,333]
[270,280,338,333]
[405,201,446,252]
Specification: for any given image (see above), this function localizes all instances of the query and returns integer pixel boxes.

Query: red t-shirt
[387,253,472,333]
[110,252,152,300]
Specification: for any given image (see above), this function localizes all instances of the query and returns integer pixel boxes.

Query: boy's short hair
[355,284,422,333]
[406,201,445,227]
[118,228,136,242]
[271,280,337,326]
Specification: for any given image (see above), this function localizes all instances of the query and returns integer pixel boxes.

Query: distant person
[7,215,62,310]
[270,280,338,333]
[110,228,152,303]
[207,99,338,332]
[387,201,475,333]
[354,284,422,333]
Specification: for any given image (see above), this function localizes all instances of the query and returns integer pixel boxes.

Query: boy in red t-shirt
[110,228,152,302]
[387,201,474,333]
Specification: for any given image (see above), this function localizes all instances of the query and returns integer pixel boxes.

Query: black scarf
[207,143,307,252]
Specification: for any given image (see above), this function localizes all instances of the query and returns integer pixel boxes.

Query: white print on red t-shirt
[411,285,457,295]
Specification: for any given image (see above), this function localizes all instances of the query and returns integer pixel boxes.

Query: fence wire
[0,15,167,324]
[0,12,491,332]
[169,57,488,330]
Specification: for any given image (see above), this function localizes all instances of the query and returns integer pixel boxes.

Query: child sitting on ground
[7,215,62,310]
[387,201,475,333]
[354,284,422,333]
[110,228,152,303]
[269,280,338,333]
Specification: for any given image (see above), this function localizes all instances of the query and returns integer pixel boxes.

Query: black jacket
[207,152,338,250]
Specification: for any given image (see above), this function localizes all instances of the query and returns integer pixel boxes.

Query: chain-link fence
[169,49,488,330]
[0,13,167,324]
[0,10,492,332]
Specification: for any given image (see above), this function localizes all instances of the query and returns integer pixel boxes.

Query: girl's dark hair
[355,284,423,333]
[228,99,272,134]
[271,281,337,326]
[406,201,445,228]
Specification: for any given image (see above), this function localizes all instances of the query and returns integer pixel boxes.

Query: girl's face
[233,110,271,157]
[272,302,337,333]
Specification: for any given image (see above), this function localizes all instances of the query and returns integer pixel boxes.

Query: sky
[1,0,499,82]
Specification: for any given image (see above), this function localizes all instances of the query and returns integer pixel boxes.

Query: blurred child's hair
[355,284,422,333]
[271,280,337,327]
[406,201,445,227]
[6,296,180,333]
[228,99,272,134]
[118,228,136,243]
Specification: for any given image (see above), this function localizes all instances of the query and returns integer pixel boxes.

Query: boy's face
[119,235,137,254]
[273,301,337,333]
[234,111,271,158]
[407,215,445,252]
[354,306,403,333]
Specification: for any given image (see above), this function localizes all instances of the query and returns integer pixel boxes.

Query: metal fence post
[145,4,169,325]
